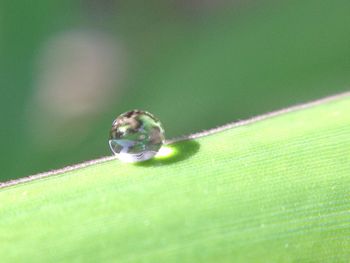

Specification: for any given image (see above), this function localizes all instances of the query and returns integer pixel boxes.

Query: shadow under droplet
[135,140,200,167]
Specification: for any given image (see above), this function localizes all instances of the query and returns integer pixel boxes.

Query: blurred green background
[1,0,349,181]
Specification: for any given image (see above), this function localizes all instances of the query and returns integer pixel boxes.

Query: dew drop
[109,110,165,162]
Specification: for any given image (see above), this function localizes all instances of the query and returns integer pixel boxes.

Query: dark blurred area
[1,0,349,181]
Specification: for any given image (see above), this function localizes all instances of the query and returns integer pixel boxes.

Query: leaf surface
[1,94,350,262]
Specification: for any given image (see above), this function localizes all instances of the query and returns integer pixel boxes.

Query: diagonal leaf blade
[1,94,350,262]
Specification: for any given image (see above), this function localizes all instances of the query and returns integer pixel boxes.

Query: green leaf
[1,94,350,262]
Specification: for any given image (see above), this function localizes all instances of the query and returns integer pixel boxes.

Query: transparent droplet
[109,110,165,162]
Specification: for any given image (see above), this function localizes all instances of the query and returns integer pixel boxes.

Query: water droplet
[109,110,165,162]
